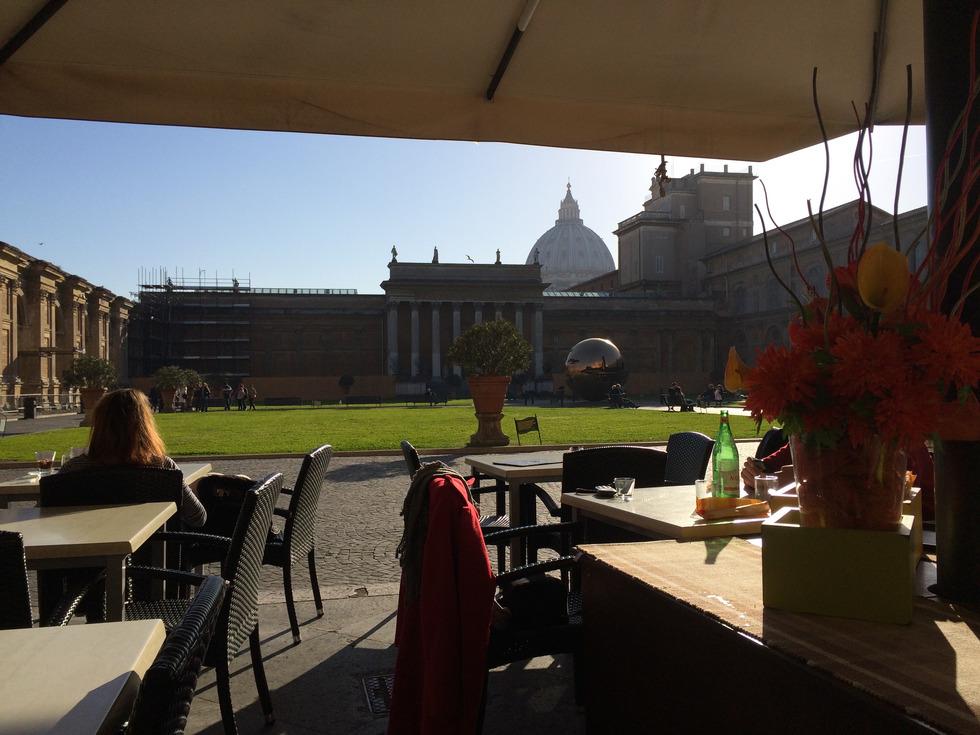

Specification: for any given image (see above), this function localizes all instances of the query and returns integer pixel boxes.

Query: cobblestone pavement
[0,455,561,599]
[0,441,762,599]
[205,454,562,597]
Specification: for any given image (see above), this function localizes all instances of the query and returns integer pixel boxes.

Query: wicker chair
[126,473,282,734]
[38,467,185,620]
[263,444,332,644]
[484,527,583,705]
[663,431,715,485]
[400,439,560,569]
[0,529,102,629]
[122,575,226,735]
[561,445,669,497]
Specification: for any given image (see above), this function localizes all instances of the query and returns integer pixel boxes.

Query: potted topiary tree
[447,319,531,446]
[62,355,117,426]
[153,365,199,413]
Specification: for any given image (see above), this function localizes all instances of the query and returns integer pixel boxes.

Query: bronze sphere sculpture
[564,338,627,402]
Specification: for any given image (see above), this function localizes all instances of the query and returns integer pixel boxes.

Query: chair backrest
[216,473,281,662]
[514,416,541,445]
[664,432,715,485]
[400,439,422,478]
[283,444,333,561]
[125,575,226,735]
[0,530,32,630]
[39,466,183,508]
[561,446,668,494]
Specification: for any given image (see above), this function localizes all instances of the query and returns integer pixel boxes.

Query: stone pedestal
[468,412,510,447]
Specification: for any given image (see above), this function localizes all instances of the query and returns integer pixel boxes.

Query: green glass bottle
[712,410,740,497]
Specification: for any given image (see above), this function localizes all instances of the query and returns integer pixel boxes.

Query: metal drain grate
[361,672,395,716]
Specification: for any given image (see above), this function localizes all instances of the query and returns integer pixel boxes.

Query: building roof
[526,185,615,292]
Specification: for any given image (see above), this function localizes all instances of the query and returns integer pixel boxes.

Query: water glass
[35,450,56,475]
[614,476,635,501]
[695,478,712,514]
[754,474,779,501]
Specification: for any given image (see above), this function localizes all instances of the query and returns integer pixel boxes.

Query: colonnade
[386,299,544,379]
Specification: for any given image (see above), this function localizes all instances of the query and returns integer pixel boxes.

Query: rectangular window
[722,195,732,211]
[655,255,664,274]
[723,227,731,237]
[678,204,686,218]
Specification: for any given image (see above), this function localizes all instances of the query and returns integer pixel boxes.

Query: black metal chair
[0,529,103,629]
[263,444,332,644]
[122,575,226,735]
[38,467,185,619]
[663,432,715,485]
[126,473,282,734]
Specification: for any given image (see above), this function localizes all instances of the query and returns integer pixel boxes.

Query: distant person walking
[201,382,211,412]
[148,385,162,413]
[248,385,258,410]
[222,383,232,411]
[235,382,247,411]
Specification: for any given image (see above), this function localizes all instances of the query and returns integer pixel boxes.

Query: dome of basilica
[526,184,615,291]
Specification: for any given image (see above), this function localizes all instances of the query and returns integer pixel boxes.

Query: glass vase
[790,435,906,530]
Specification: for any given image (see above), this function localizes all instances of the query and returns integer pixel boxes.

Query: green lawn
[0,405,764,459]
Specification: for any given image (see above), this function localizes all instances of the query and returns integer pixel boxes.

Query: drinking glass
[35,450,56,475]
[614,476,635,501]
[695,479,713,514]
[68,446,86,459]
[754,474,779,501]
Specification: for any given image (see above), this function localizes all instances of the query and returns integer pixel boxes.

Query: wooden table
[0,620,165,735]
[0,502,176,621]
[0,461,212,507]
[562,484,766,540]
[580,540,980,734]
[463,451,565,563]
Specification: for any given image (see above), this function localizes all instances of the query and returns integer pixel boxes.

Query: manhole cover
[361,673,394,716]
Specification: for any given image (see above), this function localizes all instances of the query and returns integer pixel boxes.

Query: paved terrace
[0,441,762,733]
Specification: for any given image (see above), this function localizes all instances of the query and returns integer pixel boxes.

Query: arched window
[731,285,747,314]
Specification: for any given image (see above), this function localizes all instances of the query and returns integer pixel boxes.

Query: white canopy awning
[0,1,924,160]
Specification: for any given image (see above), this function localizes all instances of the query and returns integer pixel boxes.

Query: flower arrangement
[745,53,980,454]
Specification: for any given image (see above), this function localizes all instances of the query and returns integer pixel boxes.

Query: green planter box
[762,507,917,625]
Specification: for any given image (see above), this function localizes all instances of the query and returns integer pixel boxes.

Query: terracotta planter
[79,387,107,427]
[790,434,906,530]
[466,375,511,447]
[160,388,176,413]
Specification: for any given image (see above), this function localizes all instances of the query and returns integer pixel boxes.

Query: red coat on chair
[388,474,496,735]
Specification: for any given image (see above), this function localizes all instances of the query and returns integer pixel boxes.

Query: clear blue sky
[0,115,927,297]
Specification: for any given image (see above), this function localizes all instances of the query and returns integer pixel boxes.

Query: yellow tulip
[857,242,909,313]
[724,346,749,392]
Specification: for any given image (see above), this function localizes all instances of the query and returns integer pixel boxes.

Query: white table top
[0,620,165,735]
[464,451,566,481]
[0,461,212,498]
[0,502,176,560]
[562,485,766,539]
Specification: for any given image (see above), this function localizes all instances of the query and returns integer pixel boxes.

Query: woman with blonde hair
[60,388,207,527]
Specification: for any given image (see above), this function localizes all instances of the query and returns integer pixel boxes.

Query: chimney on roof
[700,163,705,173]
[690,168,694,175]
[749,165,753,175]
[724,164,728,173]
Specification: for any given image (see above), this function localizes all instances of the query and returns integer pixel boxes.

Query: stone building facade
[126,168,928,402]
[0,242,132,408]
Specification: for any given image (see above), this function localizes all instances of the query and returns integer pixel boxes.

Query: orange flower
[830,329,907,399]
[910,312,980,389]
[745,345,819,423]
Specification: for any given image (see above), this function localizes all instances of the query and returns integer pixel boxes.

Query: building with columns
[126,168,928,402]
[0,242,132,408]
